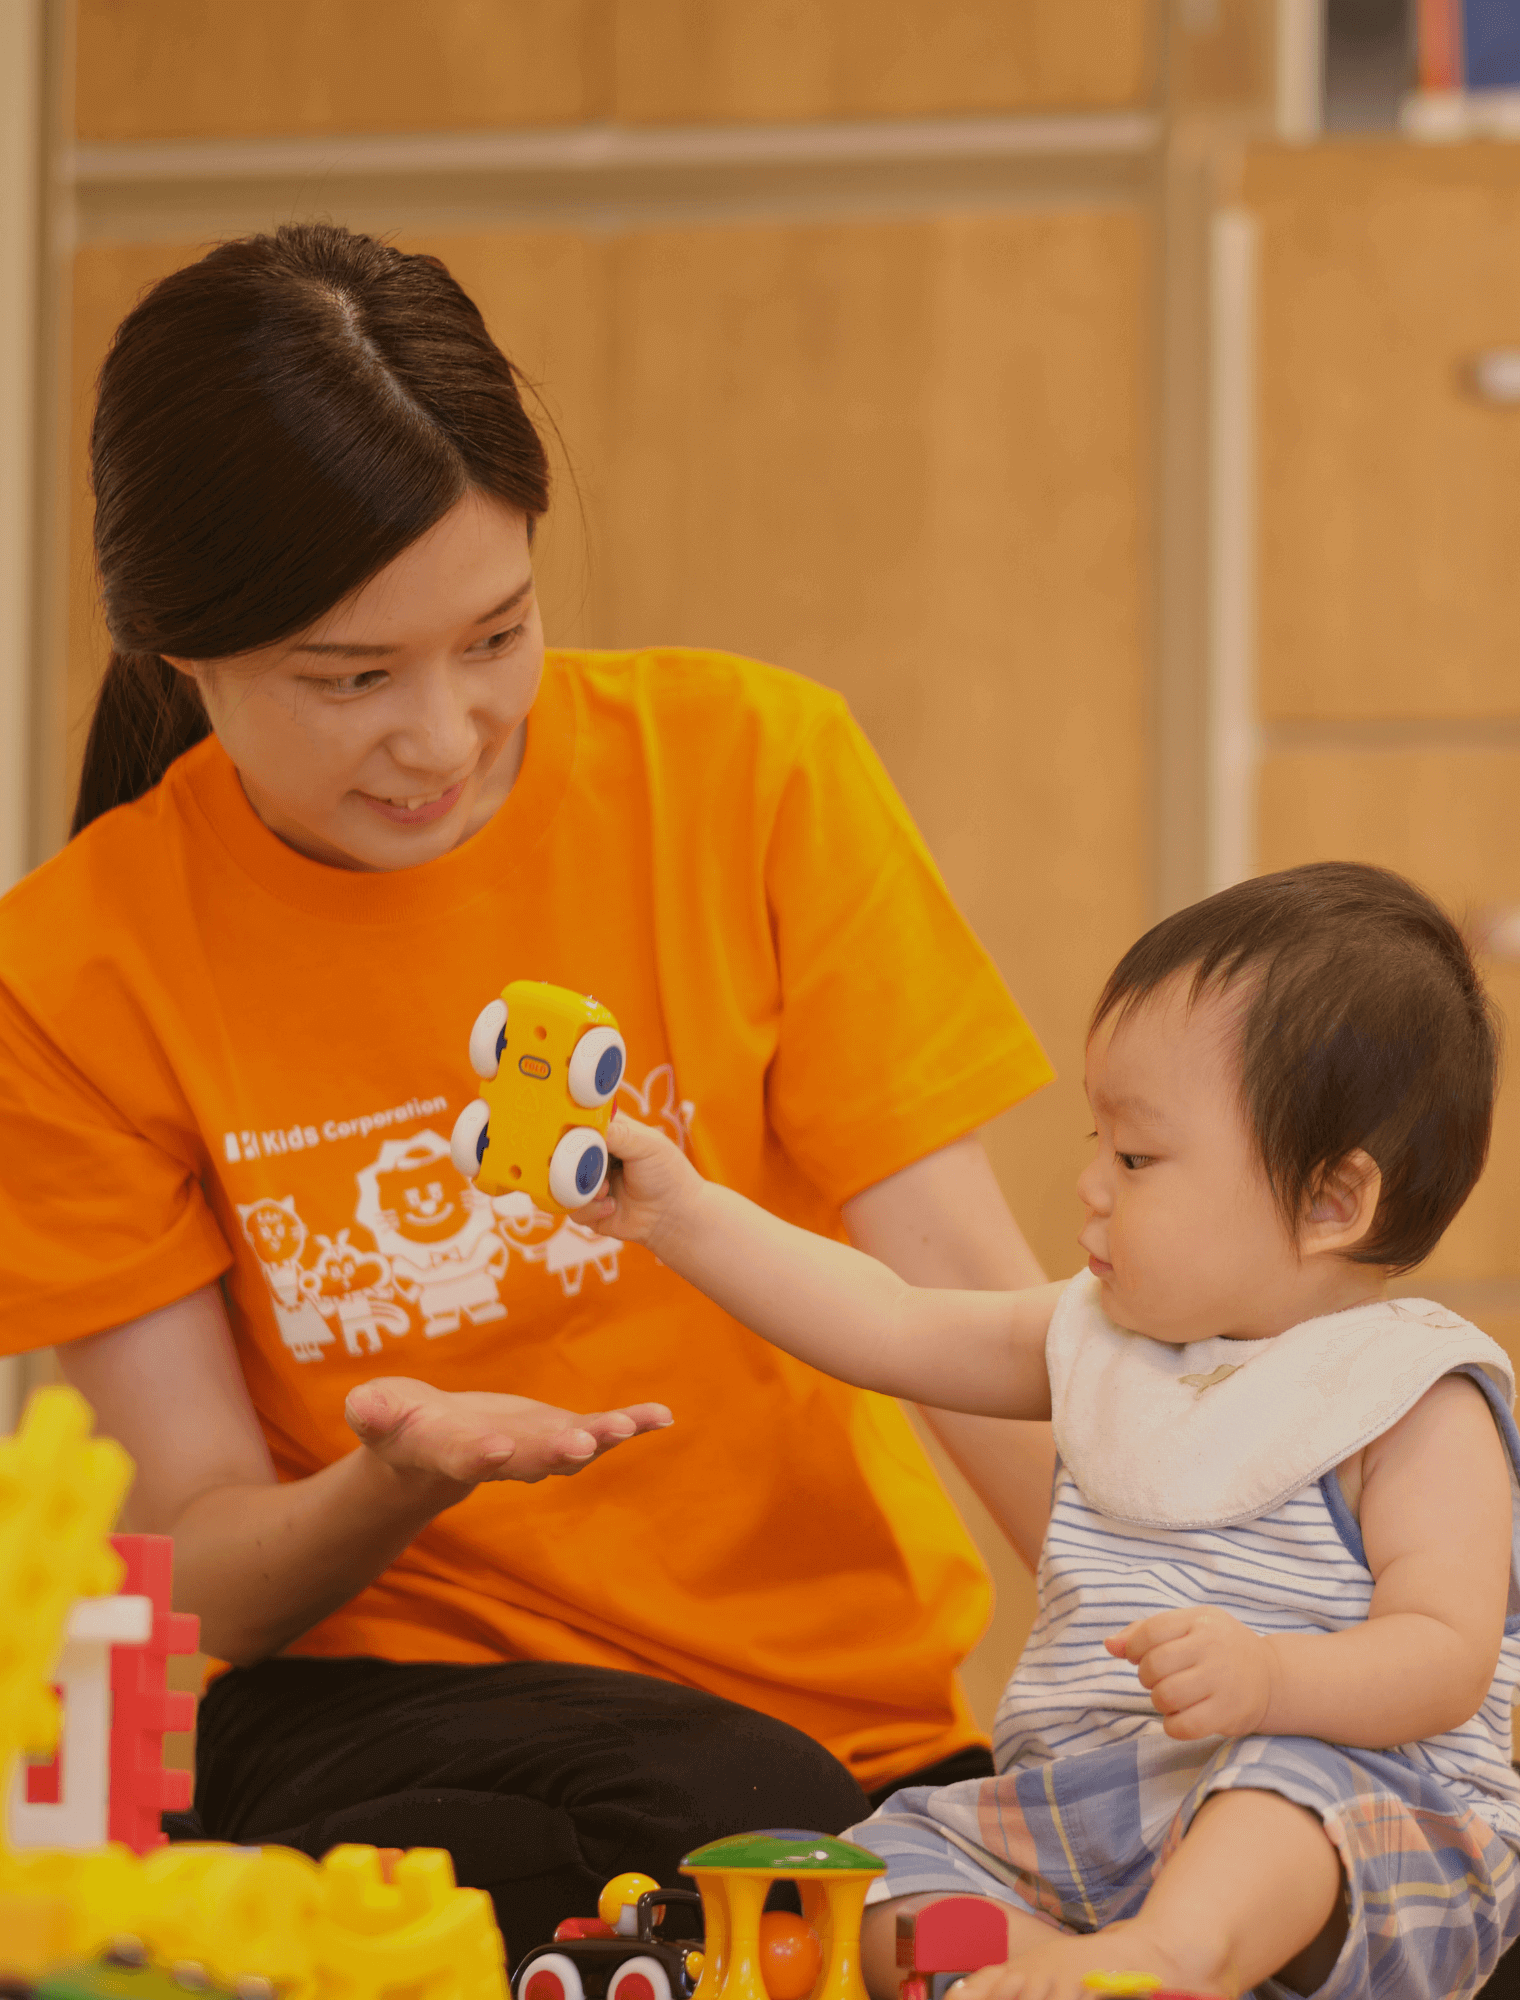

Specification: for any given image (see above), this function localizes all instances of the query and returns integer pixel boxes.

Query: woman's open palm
[345,1376,673,1486]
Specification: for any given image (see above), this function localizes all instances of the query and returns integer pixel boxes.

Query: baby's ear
[1303,1149,1381,1255]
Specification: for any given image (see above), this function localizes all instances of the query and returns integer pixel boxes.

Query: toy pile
[0,1386,506,1997]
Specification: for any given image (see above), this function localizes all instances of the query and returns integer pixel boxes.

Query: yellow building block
[0,1845,146,1958]
[0,1889,72,1975]
[0,1387,132,1804]
[0,1843,508,2000]
[314,1845,507,2000]
[133,1843,322,1992]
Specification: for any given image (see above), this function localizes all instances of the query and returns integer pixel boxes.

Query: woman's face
[174,491,544,872]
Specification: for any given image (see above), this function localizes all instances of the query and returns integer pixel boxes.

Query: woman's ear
[1302,1149,1382,1258]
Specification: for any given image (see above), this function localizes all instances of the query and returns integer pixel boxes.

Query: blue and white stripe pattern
[846,1365,1520,1998]
[995,1404,1520,1838]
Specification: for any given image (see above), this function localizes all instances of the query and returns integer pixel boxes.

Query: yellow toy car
[450,981,626,1214]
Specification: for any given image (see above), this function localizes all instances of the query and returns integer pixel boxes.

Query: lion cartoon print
[355,1129,509,1338]
[236,1194,336,1364]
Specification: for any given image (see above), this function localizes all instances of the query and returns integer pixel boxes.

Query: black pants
[194,1657,991,1962]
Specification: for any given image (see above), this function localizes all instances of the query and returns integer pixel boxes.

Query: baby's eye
[1117,1151,1151,1171]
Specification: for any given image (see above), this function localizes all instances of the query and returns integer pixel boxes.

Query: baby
[585,861,1520,2000]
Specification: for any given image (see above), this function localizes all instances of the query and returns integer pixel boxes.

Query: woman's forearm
[170,1448,467,1663]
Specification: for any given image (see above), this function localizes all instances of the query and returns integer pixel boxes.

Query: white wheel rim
[469,997,509,1079]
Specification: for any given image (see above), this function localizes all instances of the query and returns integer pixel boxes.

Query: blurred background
[2,0,1520,1737]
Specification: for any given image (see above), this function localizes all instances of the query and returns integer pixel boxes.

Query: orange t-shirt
[0,648,1052,1789]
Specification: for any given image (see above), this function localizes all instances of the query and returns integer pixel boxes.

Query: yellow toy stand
[681,1833,884,2000]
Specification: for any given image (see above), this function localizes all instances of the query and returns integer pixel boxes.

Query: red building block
[896,1897,1011,2000]
[25,1687,63,1803]
[107,1533,199,1853]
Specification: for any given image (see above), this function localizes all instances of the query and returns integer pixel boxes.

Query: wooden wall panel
[1248,145,1520,723]
[75,0,610,141]
[76,0,1157,142]
[1259,749,1520,1285]
[613,1,1157,124]
[592,211,1153,1272]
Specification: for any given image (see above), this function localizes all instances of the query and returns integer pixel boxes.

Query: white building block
[8,1591,151,1849]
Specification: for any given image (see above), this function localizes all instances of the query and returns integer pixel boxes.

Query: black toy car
[512,1888,705,2000]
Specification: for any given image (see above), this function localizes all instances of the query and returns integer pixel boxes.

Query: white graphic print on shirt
[235,1195,337,1364]
[233,1066,687,1361]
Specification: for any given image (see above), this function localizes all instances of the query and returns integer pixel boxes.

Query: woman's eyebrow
[472,579,534,623]
[293,579,535,658]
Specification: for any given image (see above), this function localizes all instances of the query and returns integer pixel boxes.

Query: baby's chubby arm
[587,1113,1059,1418]
[1108,1372,1511,1747]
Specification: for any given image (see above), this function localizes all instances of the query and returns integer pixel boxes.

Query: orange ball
[758,1911,822,2000]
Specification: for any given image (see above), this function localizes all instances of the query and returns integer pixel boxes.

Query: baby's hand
[1107,1607,1275,1740]
[578,1110,702,1249]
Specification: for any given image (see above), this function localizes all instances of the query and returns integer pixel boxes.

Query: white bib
[1047,1270,1514,1529]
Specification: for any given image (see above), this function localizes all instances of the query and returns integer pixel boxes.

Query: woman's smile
[357,776,470,825]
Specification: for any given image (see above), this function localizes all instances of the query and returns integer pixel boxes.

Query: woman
[0,224,1054,1955]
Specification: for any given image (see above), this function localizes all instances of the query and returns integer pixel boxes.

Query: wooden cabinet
[612,0,1157,123]
[1246,143,1520,1376]
[75,0,1156,142]
[1247,145,1520,722]
[74,1,610,140]
[1258,749,1520,1285]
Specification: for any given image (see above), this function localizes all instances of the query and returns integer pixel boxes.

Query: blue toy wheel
[469,997,509,1079]
[549,1128,609,1209]
[450,1098,491,1178]
[567,1027,627,1109]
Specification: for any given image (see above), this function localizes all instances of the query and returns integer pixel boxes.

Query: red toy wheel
[608,1956,673,2000]
[521,1954,587,2000]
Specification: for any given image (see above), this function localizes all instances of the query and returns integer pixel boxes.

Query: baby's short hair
[1090,861,1499,1273]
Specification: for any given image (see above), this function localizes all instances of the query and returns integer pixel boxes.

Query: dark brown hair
[73,223,550,835]
[1090,861,1500,1273]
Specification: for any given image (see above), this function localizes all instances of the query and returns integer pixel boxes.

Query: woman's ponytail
[73,222,549,838]
[71,654,210,837]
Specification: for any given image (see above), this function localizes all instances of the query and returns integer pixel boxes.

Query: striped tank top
[993,1276,1520,1840]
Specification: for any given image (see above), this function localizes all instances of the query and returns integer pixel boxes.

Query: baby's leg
[1125,1790,1345,1992]
[861,1894,1057,2000]
[956,1789,1343,2000]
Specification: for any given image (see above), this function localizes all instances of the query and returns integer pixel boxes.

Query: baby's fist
[1107,1605,1275,1741]
[577,1109,700,1248]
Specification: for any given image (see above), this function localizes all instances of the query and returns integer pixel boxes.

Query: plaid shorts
[848,1732,1520,1999]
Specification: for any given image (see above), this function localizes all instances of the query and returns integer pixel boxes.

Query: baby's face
[1077,975,1318,1344]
